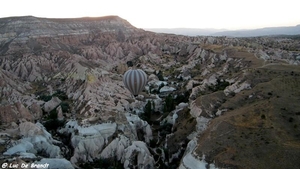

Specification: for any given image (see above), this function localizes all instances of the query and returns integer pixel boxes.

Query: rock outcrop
[4,122,61,158]
[0,102,34,124]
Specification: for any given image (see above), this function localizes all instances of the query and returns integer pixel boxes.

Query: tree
[126,61,133,67]
[143,100,152,121]
[163,94,175,113]
[156,70,164,81]
[151,100,155,112]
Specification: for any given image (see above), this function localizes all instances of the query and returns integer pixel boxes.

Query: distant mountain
[145,25,300,37]
[211,24,300,37]
[144,28,227,36]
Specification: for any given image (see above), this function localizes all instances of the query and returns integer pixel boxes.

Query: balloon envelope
[123,69,148,97]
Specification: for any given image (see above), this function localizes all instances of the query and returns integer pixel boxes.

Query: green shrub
[142,100,152,122]
[43,119,65,131]
[44,109,65,131]
[149,139,158,148]
[53,90,68,100]
[208,78,230,92]
[39,95,52,102]
[156,70,164,81]
[47,109,58,120]
[163,94,175,113]
[60,101,70,113]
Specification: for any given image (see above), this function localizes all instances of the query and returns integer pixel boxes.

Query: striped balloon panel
[123,69,148,96]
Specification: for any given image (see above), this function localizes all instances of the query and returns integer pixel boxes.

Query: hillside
[0,16,300,169]
[212,24,300,37]
[146,25,300,37]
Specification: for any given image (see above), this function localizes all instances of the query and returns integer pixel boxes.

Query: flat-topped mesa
[0,15,140,41]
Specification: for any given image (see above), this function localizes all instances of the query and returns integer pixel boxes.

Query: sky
[1,0,299,30]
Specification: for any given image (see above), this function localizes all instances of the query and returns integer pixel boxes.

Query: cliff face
[0,15,136,38]
[1,16,300,169]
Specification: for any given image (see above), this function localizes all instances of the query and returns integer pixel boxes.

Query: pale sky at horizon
[1,0,299,30]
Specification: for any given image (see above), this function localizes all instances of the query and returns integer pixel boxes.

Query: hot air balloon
[123,68,148,97]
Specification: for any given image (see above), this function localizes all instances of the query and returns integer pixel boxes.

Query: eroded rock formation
[1,16,300,169]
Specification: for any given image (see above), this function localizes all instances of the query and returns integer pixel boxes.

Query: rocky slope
[0,16,300,169]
